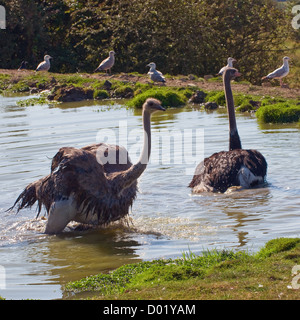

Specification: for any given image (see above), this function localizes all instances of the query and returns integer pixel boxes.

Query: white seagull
[147,62,166,84]
[35,55,52,72]
[94,51,115,74]
[217,57,236,76]
[262,56,290,87]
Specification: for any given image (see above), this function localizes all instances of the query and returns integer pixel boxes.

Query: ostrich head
[143,98,165,113]
[223,68,241,81]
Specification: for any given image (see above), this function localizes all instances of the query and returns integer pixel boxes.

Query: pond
[0,94,300,299]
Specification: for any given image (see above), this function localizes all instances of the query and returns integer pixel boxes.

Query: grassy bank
[0,69,300,123]
[65,238,300,300]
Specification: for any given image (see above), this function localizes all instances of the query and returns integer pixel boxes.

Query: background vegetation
[0,0,299,85]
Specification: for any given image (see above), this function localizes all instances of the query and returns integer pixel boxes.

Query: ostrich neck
[115,109,151,193]
[224,76,242,150]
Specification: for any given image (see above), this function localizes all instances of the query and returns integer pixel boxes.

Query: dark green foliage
[93,89,109,100]
[0,0,293,84]
[256,103,300,123]
[128,87,188,108]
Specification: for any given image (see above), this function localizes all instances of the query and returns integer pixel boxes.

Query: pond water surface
[0,94,299,299]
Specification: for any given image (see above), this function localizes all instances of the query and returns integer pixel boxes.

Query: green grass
[256,103,300,123]
[128,87,189,108]
[93,89,109,100]
[65,238,300,300]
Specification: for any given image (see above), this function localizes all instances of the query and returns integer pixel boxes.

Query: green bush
[113,85,134,98]
[128,88,187,108]
[93,89,109,100]
[256,103,300,123]
[205,91,226,106]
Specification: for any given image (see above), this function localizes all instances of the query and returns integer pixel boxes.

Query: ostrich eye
[149,102,153,106]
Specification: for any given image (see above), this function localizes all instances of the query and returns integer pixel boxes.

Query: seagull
[35,55,52,72]
[217,57,236,76]
[94,51,115,74]
[18,61,28,71]
[261,56,290,87]
[147,62,166,84]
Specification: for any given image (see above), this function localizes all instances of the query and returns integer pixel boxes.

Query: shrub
[93,89,109,100]
[205,91,226,106]
[128,88,187,108]
[256,103,300,123]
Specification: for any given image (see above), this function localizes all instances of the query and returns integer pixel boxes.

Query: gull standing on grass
[147,62,166,84]
[35,55,52,72]
[261,56,290,87]
[217,57,236,76]
[94,51,115,74]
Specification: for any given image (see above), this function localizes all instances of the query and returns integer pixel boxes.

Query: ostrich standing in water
[10,98,165,234]
[189,68,267,193]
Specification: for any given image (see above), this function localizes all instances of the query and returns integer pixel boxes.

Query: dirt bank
[1,69,299,100]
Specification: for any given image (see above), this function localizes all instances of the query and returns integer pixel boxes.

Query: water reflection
[0,94,300,299]
[191,187,272,248]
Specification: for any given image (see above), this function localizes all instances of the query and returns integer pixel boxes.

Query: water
[0,94,300,299]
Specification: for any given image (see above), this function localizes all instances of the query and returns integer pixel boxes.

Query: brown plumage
[10,98,165,233]
[189,68,267,193]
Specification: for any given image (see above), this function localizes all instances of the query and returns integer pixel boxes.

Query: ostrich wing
[189,149,267,193]
[12,145,137,224]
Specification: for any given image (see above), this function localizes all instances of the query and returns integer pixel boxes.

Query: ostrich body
[94,51,115,74]
[189,68,267,193]
[11,98,165,234]
[35,55,52,72]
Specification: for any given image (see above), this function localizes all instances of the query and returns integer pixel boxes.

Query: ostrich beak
[157,105,166,111]
[234,71,242,77]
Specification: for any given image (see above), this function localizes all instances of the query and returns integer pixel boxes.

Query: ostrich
[35,55,52,72]
[10,98,165,234]
[94,51,115,74]
[189,68,267,193]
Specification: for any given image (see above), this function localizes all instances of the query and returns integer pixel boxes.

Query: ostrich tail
[8,183,39,215]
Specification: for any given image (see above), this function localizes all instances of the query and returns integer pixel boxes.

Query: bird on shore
[217,57,236,76]
[9,98,165,234]
[147,62,166,84]
[18,61,28,71]
[261,56,290,87]
[189,68,267,193]
[94,51,115,74]
[35,55,52,72]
